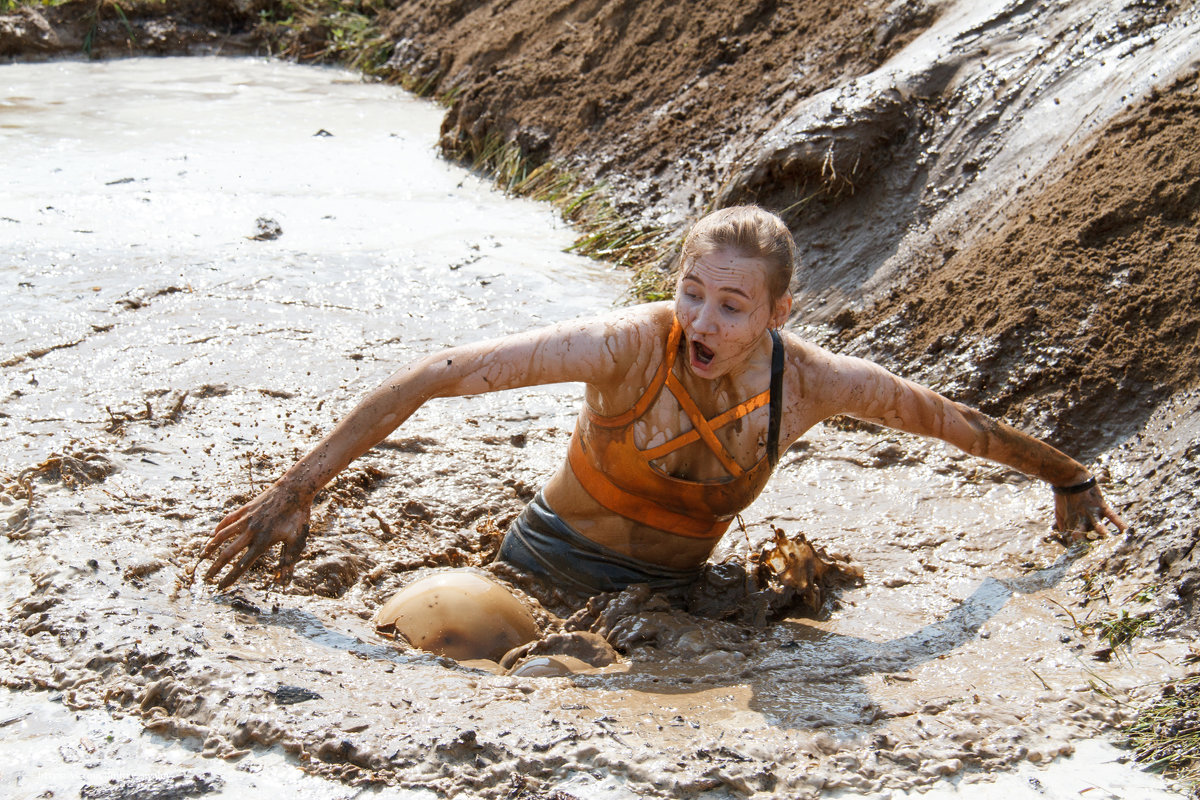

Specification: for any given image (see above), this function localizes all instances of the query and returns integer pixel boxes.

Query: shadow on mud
[610,551,1077,731]
[212,594,460,671]
[215,551,1079,734]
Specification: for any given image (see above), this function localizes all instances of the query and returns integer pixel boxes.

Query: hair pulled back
[679,206,796,301]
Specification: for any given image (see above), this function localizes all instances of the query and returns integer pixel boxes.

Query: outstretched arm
[810,352,1126,539]
[200,312,647,588]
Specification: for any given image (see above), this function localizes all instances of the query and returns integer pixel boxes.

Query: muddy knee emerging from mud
[374,571,539,661]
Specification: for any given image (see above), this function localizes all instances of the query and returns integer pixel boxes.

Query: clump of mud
[2,445,117,539]
[680,526,862,625]
[361,514,859,672]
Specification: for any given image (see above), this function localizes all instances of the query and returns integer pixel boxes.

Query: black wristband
[1052,476,1097,495]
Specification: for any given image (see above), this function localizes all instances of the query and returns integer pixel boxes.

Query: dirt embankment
[843,69,1200,450]
[9,4,1193,450]
[0,0,268,58]
[376,0,932,204]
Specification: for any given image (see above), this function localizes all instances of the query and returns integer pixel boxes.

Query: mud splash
[0,58,1190,800]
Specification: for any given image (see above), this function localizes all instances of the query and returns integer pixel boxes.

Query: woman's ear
[770,292,793,329]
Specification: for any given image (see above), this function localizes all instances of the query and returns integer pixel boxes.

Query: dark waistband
[498,492,701,595]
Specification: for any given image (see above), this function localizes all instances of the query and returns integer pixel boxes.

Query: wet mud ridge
[2,412,1191,799]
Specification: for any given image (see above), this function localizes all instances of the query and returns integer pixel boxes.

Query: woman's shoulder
[573,302,675,404]
[777,328,834,366]
[576,301,674,350]
[592,300,674,330]
[776,330,885,394]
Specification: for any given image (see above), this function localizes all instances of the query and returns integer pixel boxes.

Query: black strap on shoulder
[767,328,784,468]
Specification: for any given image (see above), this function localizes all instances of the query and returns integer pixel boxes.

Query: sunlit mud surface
[0,59,1189,799]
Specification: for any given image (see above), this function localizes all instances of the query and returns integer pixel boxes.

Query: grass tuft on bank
[254,0,394,77]
[1127,673,1200,796]
[447,132,676,301]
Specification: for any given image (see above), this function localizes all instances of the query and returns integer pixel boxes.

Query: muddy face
[674,248,777,379]
[374,571,540,661]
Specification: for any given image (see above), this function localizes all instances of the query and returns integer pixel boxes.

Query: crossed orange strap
[642,374,770,477]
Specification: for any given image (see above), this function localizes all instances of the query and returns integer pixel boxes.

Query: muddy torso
[542,305,821,569]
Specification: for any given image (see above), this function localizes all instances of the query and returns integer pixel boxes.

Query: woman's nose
[693,302,719,333]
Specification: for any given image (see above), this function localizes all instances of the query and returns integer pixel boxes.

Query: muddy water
[0,59,1187,799]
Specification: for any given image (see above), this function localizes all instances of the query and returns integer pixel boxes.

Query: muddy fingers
[201,520,241,559]
[202,528,248,583]
[1098,496,1129,535]
[209,503,252,540]
[272,523,310,586]
[198,483,315,590]
[216,544,264,590]
[1051,482,1128,545]
[211,525,274,589]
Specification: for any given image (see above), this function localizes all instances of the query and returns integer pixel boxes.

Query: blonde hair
[680,206,796,301]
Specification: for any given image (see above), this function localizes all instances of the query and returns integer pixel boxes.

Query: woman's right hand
[199,482,314,590]
[1053,483,1127,543]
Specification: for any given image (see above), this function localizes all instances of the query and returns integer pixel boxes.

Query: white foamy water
[1,56,620,463]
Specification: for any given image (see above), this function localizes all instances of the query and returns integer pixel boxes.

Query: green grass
[255,1,396,77]
[1,1,73,10]
[1094,608,1154,650]
[1126,674,1200,795]
[446,131,676,300]
[1052,576,1157,654]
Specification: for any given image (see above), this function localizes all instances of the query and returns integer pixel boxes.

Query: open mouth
[692,340,715,366]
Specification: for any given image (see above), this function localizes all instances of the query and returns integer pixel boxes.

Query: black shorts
[497,492,701,595]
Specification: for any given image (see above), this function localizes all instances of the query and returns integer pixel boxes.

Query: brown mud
[3,402,1188,798]
[0,0,267,58]
[2,0,1200,797]
[842,68,1200,453]
[378,0,931,202]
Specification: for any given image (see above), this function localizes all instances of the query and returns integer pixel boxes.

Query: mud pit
[0,58,1190,799]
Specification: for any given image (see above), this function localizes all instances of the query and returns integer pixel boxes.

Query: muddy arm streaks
[795,348,1126,537]
[283,317,634,494]
[201,311,649,588]
[814,351,1090,485]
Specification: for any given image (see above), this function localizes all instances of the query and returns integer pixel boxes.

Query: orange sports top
[567,317,785,540]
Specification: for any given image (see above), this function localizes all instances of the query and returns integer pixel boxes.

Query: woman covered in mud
[200,206,1125,658]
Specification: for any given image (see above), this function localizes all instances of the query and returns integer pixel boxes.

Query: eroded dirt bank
[0,0,268,57]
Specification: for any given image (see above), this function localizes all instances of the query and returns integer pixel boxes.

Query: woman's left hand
[1054,484,1127,542]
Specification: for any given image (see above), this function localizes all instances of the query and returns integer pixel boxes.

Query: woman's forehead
[681,248,770,290]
